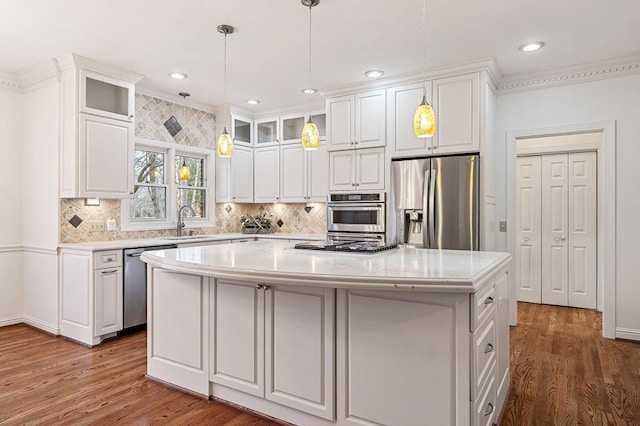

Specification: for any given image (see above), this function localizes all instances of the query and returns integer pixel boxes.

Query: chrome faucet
[177,205,196,236]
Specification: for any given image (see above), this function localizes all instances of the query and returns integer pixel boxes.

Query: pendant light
[413,0,436,138]
[300,0,320,150]
[178,92,191,181]
[217,24,235,157]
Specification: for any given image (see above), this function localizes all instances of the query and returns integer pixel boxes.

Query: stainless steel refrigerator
[389,154,479,250]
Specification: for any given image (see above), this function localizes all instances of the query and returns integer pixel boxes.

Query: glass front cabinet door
[255,117,279,146]
[80,70,135,122]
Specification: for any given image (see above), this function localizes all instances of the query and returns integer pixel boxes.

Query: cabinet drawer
[94,250,122,268]
[473,362,497,426]
[471,283,496,331]
[472,317,496,400]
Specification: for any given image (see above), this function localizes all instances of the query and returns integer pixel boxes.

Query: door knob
[523,237,529,242]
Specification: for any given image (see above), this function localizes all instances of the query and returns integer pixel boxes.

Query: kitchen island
[141,240,512,426]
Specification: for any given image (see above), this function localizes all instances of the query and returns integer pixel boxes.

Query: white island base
[142,241,511,426]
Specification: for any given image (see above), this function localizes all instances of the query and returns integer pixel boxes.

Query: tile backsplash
[59,199,326,243]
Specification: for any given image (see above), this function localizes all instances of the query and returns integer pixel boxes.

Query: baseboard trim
[615,327,640,341]
[22,316,59,335]
[0,317,23,327]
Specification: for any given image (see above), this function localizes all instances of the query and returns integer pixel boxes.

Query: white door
[355,90,386,148]
[516,152,597,309]
[515,156,542,303]
[355,147,385,191]
[254,146,280,203]
[307,143,328,202]
[567,152,597,309]
[541,154,570,306]
[280,144,306,203]
[329,150,356,191]
[326,95,354,151]
[231,146,254,202]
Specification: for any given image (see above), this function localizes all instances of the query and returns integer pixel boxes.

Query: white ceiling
[2,0,639,112]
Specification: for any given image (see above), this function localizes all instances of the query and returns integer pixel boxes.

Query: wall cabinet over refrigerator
[59,55,143,199]
[326,89,386,151]
[329,147,384,192]
[280,143,328,203]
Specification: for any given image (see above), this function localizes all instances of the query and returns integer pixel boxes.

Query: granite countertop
[58,233,325,251]
[141,239,512,293]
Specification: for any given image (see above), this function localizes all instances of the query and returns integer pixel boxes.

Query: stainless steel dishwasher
[121,245,177,333]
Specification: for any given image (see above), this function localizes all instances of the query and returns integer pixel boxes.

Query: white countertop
[58,233,324,251]
[141,240,511,293]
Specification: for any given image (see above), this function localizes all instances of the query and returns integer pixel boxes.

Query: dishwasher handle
[126,252,142,257]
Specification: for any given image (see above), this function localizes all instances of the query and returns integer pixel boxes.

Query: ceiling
[2,0,639,113]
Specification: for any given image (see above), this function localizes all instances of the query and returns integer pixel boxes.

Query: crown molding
[0,70,21,92]
[18,58,61,92]
[320,57,501,99]
[497,53,640,95]
[57,53,144,84]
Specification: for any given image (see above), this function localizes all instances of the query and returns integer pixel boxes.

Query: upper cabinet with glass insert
[232,114,253,146]
[80,69,135,122]
[255,117,279,146]
[280,113,306,145]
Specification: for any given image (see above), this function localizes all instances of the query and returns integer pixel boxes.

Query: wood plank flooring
[501,302,640,426]
[1,303,639,425]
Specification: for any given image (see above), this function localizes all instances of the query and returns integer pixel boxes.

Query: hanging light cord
[224,30,228,129]
[421,0,427,97]
[308,3,313,117]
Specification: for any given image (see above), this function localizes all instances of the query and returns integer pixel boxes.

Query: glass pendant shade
[413,95,436,138]
[301,120,320,150]
[217,127,234,157]
[178,160,190,181]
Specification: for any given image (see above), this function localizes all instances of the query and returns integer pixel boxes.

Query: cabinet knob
[129,114,134,119]
[256,284,264,290]
[484,296,494,305]
[484,343,494,353]
[523,237,529,242]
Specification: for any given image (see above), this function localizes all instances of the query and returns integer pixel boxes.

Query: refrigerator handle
[422,170,429,248]
[429,167,437,249]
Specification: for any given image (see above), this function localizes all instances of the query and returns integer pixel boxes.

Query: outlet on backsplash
[87,220,105,232]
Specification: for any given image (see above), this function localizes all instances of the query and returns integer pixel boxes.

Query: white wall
[0,89,24,325]
[21,81,60,333]
[495,74,640,337]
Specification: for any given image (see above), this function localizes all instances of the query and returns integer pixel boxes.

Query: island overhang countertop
[141,239,511,292]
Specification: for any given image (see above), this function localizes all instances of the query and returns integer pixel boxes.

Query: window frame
[121,137,216,231]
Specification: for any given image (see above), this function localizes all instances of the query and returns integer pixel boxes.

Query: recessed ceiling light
[246,99,260,105]
[365,70,384,78]
[169,72,188,80]
[519,42,545,52]
[302,88,317,94]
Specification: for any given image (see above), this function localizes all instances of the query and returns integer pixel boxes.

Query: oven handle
[328,204,384,209]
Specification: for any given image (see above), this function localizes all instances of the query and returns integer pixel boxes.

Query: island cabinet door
[336,289,471,426]
[264,285,336,421]
[210,279,265,397]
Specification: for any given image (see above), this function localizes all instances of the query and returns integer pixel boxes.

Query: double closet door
[516,152,597,309]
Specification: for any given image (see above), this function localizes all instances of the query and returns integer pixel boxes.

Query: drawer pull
[484,296,495,305]
[484,402,494,416]
[101,269,118,274]
[484,343,494,353]
[107,257,114,261]
[256,284,264,290]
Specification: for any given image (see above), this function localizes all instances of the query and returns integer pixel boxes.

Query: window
[121,138,215,231]
[131,148,167,221]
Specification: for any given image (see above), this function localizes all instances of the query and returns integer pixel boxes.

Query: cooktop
[294,240,398,254]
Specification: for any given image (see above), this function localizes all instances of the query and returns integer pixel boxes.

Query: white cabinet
[60,59,141,199]
[326,90,385,151]
[211,280,335,420]
[432,72,480,154]
[232,114,253,146]
[80,69,135,122]
[79,114,134,198]
[94,253,123,336]
[217,145,254,203]
[387,81,434,158]
[280,143,328,202]
[280,113,306,145]
[254,146,280,203]
[329,147,385,192]
[60,248,123,346]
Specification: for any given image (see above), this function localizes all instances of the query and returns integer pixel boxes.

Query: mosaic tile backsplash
[59,199,326,243]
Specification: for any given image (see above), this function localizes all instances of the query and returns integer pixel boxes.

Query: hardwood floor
[501,302,640,426]
[1,303,638,425]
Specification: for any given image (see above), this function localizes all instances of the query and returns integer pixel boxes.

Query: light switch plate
[88,220,105,232]
[499,221,507,232]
